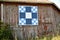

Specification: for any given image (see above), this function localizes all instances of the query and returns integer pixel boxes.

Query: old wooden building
[0,0,60,40]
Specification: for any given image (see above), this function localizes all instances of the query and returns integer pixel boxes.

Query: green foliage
[0,21,13,40]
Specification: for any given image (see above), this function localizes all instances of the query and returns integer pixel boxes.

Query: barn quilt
[18,6,38,25]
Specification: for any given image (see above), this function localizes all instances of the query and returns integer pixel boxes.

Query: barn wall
[3,4,58,39]
[54,8,60,25]
[52,6,60,33]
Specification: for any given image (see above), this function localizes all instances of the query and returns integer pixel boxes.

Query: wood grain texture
[3,3,60,38]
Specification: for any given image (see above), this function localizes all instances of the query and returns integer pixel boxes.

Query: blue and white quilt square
[19,6,38,25]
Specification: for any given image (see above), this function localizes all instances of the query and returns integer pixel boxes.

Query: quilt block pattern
[19,6,38,25]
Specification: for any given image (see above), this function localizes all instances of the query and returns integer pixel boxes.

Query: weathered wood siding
[2,3,60,39]
[52,6,60,33]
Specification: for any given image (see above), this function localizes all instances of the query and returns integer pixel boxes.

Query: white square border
[18,5,39,26]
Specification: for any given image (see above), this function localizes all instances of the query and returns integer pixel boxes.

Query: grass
[52,35,60,40]
[27,34,60,40]
[16,33,60,40]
